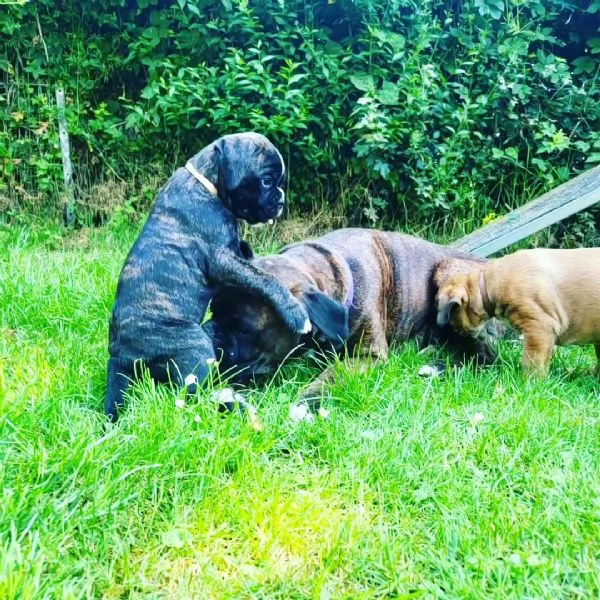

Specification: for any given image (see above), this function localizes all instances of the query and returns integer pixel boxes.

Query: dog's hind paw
[185,373,199,386]
[289,401,330,423]
[184,373,199,394]
[418,362,446,378]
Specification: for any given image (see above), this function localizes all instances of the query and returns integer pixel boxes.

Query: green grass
[1,220,599,599]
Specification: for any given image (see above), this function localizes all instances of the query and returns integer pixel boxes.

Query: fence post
[55,86,75,226]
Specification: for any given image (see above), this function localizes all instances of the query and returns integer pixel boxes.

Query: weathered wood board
[452,164,600,257]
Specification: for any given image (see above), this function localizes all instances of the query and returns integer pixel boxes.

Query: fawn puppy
[436,248,600,375]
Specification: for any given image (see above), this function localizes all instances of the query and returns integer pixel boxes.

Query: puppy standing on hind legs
[435,247,600,377]
[105,132,311,422]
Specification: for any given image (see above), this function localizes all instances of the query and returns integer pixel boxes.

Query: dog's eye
[261,176,274,188]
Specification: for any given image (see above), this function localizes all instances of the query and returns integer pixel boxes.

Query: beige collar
[185,161,218,196]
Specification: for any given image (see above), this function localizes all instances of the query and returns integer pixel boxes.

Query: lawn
[1,220,599,599]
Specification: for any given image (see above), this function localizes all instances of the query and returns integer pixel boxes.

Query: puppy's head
[207,259,349,380]
[209,132,286,224]
[436,271,489,335]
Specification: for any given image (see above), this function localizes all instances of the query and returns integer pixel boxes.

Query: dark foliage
[2,0,599,229]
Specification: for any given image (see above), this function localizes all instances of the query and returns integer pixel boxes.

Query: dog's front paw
[289,401,315,423]
[418,361,446,378]
[285,301,312,335]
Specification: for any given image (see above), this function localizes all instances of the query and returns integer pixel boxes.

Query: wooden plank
[452,164,600,257]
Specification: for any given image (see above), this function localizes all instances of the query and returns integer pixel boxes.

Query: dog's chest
[115,232,215,323]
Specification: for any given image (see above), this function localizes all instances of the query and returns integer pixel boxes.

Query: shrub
[1,0,599,229]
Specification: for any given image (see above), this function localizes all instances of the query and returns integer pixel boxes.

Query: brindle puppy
[105,133,314,422]
[206,228,501,417]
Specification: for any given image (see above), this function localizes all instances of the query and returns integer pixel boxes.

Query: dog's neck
[478,269,495,317]
[283,243,354,309]
[310,246,354,308]
[185,144,222,199]
[314,258,354,309]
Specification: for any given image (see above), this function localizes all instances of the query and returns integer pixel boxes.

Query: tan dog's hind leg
[521,327,555,376]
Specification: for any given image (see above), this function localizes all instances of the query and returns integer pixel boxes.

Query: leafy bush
[1,0,599,229]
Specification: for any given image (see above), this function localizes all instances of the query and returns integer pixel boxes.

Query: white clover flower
[470,412,485,426]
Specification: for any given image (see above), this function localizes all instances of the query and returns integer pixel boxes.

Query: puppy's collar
[185,161,218,196]
[478,269,494,317]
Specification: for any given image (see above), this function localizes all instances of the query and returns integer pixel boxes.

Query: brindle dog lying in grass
[205,228,502,420]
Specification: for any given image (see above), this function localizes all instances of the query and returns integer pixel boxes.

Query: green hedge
[2,0,599,226]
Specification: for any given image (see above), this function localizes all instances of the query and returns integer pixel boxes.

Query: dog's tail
[105,358,134,422]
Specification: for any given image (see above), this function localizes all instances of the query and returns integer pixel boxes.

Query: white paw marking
[206,357,217,366]
[418,364,444,378]
[184,373,199,387]
[300,319,312,334]
[266,219,274,225]
[470,412,486,426]
[175,398,186,409]
[289,402,315,423]
[210,387,236,404]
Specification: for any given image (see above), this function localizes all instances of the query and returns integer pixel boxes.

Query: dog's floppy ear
[436,294,462,326]
[303,289,349,345]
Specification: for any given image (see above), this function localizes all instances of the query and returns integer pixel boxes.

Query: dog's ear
[303,289,349,346]
[436,293,463,326]
[192,139,222,184]
[434,257,484,288]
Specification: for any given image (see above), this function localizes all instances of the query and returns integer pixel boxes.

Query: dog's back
[490,247,600,345]
[278,228,485,344]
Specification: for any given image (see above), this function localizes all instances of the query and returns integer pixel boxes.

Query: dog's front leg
[521,327,555,376]
[210,252,311,334]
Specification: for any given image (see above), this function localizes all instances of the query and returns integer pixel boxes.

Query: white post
[55,86,75,225]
